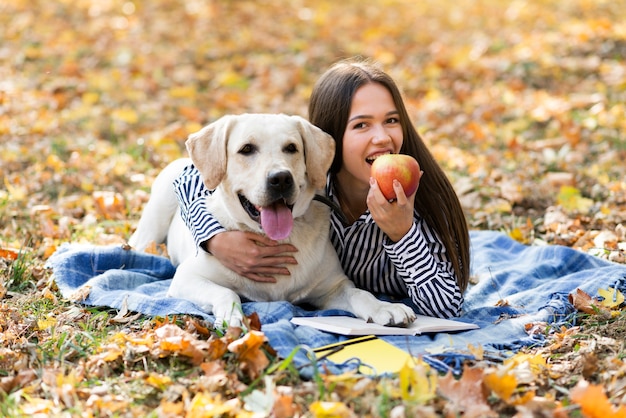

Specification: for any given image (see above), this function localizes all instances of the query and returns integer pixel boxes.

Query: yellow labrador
[130,114,416,328]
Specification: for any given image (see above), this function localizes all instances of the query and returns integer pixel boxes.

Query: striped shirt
[173,164,463,318]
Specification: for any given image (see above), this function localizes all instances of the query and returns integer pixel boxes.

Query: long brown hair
[308,57,470,292]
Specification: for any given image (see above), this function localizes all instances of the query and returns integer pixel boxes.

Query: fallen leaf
[227,330,269,379]
[93,191,126,220]
[145,373,172,390]
[438,366,496,417]
[0,248,19,260]
[110,296,143,324]
[597,287,625,308]
[483,371,517,402]
[570,379,626,418]
[154,323,208,365]
[568,288,611,318]
[557,186,594,213]
[187,393,240,418]
[398,358,437,404]
[309,401,354,418]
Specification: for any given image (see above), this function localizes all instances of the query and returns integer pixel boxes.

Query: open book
[291,314,479,336]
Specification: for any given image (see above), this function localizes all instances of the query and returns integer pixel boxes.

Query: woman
[173,57,470,318]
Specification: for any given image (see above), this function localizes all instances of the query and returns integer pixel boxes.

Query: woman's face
[339,82,404,189]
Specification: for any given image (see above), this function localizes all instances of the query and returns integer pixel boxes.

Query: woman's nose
[372,126,392,144]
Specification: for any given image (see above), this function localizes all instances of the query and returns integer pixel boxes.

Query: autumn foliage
[1,0,626,416]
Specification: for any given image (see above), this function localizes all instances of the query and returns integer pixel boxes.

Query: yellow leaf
[508,228,525,243]
[91,345,123,362]
[503,352,546,376]
[467,343,484,361]
[185,121,203,135]
[483,371,517,401]
[4,178,27,202]
[597,287,625,308]
[111,107,139,124]
[188,393,239,418]
[46,154,65,172]
[557,186,593,213]
[169,86,197,99]
[309,401,353,418]
[398,358,437,404]
[37,314,57,330]
[215,71,249,89]
[82,91,100,105]
[146,373,172,390]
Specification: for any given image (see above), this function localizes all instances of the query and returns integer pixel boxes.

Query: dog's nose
[267,170,294,194]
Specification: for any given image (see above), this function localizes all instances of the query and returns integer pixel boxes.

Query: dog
[129,113,416,328]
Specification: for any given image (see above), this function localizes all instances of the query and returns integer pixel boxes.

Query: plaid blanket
[47,231,626,377]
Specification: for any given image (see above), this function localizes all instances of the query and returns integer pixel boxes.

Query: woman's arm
[173,164,225,250]
[383,219,463,318]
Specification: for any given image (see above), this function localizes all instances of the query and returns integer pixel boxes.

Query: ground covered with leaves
[1,0,626,416]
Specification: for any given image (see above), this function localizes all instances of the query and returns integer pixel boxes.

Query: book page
[291,315,478,336]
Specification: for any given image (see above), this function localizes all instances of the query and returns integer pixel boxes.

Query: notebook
[313,335,415,375]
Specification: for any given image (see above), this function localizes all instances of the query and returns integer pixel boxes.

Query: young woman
[172,58,470,318]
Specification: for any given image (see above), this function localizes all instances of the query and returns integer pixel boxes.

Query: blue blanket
[47,231,626,377]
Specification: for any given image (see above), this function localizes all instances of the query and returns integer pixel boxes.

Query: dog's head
[186,114,335,240]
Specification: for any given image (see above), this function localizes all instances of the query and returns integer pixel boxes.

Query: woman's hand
[205,231,298,283]
[367,174,421,242]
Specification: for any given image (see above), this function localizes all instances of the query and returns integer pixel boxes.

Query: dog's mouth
[238,194,294,240]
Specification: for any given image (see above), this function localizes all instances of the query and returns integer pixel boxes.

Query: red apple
[370,154,421,200]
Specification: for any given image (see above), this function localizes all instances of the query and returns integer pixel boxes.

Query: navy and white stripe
[173,164,226,249]
[173,163,463,318]
[327,181,462,318]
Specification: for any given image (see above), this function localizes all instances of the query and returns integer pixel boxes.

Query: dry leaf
[309,401,354,418]
[227,330,269,379]
[154,324,208,365]
[110,296,142,324]
[438,366,496,417]
[597,287,625,308]
[568,288,611,318]
[570,379,626,418]
[398,358,437,404]
[187,393,240,418]
[0,248,19,261]
[483,371,517,402]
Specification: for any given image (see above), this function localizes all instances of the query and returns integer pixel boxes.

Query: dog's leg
[167,254,245,328]
[319,278,417,327]
[129,159,190,251]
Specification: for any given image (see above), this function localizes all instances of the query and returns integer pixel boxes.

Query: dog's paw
[370,303,416,327]
[213,304,245,330]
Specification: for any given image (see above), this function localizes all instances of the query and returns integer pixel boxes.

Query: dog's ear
[292,115,335,190]
[185,115,235,190]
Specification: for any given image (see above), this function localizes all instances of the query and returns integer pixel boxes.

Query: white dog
[129,114,416,328]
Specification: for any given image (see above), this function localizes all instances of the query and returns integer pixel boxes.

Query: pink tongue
[260,202,293,240]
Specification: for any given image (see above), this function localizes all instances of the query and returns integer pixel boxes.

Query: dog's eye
[238,144,257,155]
[284,143,298,154]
